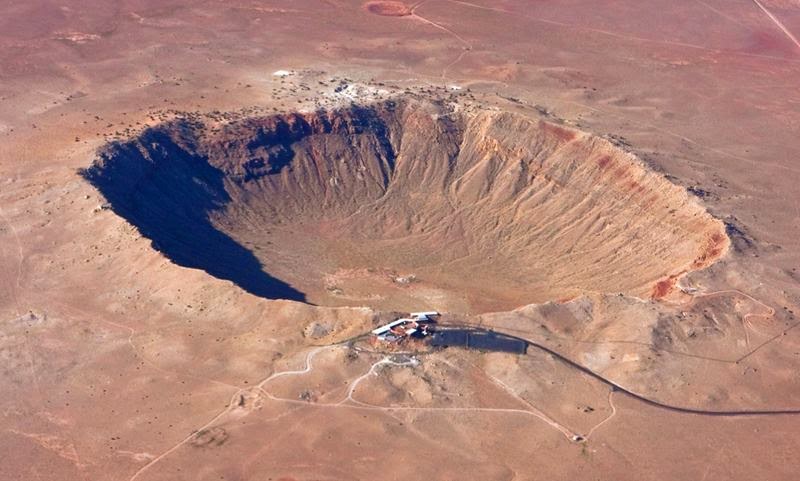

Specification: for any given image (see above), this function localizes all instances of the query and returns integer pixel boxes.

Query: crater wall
[84,98,728,313]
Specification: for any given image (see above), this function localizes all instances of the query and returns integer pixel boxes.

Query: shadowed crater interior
[83,97,728,313]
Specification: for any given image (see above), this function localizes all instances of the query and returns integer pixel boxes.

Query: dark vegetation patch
[364,1,413,17]
[724,216,755,253]
[687,185,714,199]
[191,427,229,448]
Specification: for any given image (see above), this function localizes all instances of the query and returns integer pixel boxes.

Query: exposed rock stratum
[84,98,728,313]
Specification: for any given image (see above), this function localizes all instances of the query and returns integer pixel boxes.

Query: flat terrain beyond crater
[84,97,728,313]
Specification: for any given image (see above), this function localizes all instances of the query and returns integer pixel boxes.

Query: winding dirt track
[585,390,616,439]
[666,289,791,360]
[258,347,584,441]
[121,313,800,481]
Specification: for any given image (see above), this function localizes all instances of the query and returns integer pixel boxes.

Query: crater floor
[85,97,727,313]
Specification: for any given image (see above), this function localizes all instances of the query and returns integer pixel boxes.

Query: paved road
[441,324,800,416]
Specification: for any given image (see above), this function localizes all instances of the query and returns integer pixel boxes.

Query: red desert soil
[2,1,800,480]
[363,1,413,17]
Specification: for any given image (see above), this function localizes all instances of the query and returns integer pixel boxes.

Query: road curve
[440,324,800,417]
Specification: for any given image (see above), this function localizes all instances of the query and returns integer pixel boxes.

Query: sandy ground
[1,1,800,480]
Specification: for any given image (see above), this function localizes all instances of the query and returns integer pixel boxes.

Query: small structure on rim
[372,311,439,343]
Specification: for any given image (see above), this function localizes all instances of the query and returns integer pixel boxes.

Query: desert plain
[2,1,800,480]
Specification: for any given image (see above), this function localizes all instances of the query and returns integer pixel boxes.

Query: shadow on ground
[81,124,307,302]
[432,329,528,354]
